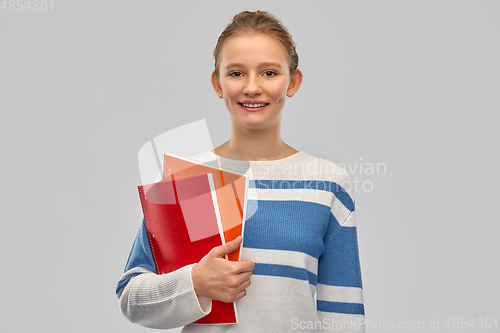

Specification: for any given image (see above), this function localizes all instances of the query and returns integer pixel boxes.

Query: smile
[239,103,269,108]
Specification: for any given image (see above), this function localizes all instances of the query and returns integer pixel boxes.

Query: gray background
[1,1,499,332]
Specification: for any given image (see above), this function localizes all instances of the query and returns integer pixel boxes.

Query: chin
[230,110,282,131]
[240,119,279,131]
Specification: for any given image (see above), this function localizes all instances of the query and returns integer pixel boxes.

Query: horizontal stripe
[237,274,320,324]
[243,200,330,259]
[317,300,365,315]
[250,180,354,212]
[247,187,333,207]
[245,155,350,182]
[247,186,352,226]
[243,248,318,277]
[253,263,317,285]
[317,284,363,304]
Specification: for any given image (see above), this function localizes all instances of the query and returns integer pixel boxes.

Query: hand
[191,236,255,303]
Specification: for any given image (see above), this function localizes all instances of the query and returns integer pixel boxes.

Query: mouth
[238,102,270,110]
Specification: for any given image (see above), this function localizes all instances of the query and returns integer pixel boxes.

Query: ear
[211,71,223,97]
[287,69,303,97]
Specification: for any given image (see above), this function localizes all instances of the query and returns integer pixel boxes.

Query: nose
[242,74,262,96]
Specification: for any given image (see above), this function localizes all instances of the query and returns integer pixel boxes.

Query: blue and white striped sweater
[117,151,364,332]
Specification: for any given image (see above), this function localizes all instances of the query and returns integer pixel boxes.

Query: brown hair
[213,10,299,78]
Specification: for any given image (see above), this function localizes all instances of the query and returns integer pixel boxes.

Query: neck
[214,122,297,161]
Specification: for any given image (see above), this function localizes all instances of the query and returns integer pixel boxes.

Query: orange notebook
[138,173,238,324]
[163,153,249,262]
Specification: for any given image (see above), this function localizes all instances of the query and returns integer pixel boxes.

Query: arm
[116,221,254,329]
[317,177,365,332]
[116,220,212,329]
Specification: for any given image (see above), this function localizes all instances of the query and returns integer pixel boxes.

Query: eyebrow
[224,62,284,70]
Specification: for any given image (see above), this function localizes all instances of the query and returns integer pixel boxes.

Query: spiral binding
[137,185,160,273]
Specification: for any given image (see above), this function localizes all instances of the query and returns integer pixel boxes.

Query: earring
[219,93,223,98]
[288,92,292,96]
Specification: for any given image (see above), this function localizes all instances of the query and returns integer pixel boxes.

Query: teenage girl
[117,10,365,332]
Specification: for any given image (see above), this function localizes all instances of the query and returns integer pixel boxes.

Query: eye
[229,71,243,77]
[263,71,277,77]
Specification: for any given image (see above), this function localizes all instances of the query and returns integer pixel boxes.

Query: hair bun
[232,10,275,22]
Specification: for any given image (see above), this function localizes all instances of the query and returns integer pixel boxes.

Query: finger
[233,289,247,302]
[237,277,252,290]
[225,260,254,275]
[233,281,251,301]
[211,236,242,257]
[234,259,255,272]
[236,270,253,282]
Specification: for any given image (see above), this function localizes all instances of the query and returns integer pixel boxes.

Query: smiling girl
[117,10,365,332]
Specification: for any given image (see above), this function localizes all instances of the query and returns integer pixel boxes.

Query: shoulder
[297,152,355,208]
[297,152,352,183]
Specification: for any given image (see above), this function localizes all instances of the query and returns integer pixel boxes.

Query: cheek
[221,83,240,101]
[267,81,289,101]
[221,84,240,112]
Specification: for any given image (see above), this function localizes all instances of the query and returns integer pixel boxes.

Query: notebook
[137,173,238,324]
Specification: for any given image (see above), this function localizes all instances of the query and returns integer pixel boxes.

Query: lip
[239,100,268,104]
[238,100,269,112]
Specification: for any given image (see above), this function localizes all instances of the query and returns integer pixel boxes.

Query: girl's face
[212,33,302,132]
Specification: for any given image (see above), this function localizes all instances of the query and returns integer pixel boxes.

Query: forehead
[218,33,289,69]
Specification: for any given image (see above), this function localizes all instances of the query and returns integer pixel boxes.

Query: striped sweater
[116,151,364,332]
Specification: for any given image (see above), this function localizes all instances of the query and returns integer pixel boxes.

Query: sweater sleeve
[116,220,212,329]
[316,175,365,332]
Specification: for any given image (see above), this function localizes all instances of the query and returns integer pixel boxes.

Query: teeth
[242,103,266,108]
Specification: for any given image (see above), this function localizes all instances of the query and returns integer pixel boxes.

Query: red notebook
[137,173,237,324]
